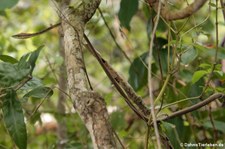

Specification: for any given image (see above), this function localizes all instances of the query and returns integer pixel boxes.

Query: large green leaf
[2,89,27,149]
[128,52,148,91]
[17,45,44,74]
[191,70,208,84]
[203,120,225,134]
[20,77,43,91]
[23,86,53,99]
[161,121,181,149]
[118,0,138,30]
[0,62,30,87]
[0,0,19,10]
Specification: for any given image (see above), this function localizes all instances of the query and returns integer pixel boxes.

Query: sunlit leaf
[118,0,138,30]
[2,89,27,149]
[199,63,211,69]
[0,55,18,64]
[192,70,208,84]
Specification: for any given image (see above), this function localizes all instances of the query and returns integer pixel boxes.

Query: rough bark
[57,1,116,148]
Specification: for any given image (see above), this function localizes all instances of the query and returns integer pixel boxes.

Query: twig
[29,87,54,119]
[112,130,126,149]
[14,75,32,91]
[208,105,218,142]
[154,74,171,104]
[98,8,132,63]
[158,93,225,121]
[200,0,219,97]
[12,23,61,39]
[147,0,162,148]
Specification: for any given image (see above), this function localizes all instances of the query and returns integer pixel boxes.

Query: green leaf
[0,55,18,64]
[23,86,53,99]
[0,62,30,87]
[2,89,27,149]
[128,52,148,91]
[118,0,138,30]
[192,70,208,84]
[18,53,30,70]
[203,120,225,133]
[28,45,44,73]
[0,0,19,10]
[161,121,181,149]
[199,63,211,69]
[153,38,169,75]
[181,46,198,64]
[20,77,43,91]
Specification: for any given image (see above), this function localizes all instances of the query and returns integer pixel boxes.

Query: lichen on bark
[57,0,116,148]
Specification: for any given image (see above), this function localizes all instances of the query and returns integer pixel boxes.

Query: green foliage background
[0,0,225,149]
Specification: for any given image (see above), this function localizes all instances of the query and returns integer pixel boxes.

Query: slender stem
[154,74,171,104]
[161,96,200,110]
[98,8,131,63]
[14,76,32,91]
[145,125,151,149]
[200,0,219,97]
[147,0,162,148]
[158,93,224,121]
[215,0,219,62]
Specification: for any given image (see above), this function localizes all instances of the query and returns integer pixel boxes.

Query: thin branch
[14,75,32,91]
[98,8,132,63]
[158,93,225,121]
[12,23,61,39]
[154,74,171,104]
[147,0,162,148]
[200,0,219,97]
[84,34,149,122]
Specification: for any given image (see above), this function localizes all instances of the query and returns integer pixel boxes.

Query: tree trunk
[57,1,116,148]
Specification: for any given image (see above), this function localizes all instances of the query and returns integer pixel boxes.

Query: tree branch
[158,93,225,121]
[148,0,208,21]
[82,0,101,22]
[56,0,116,148]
